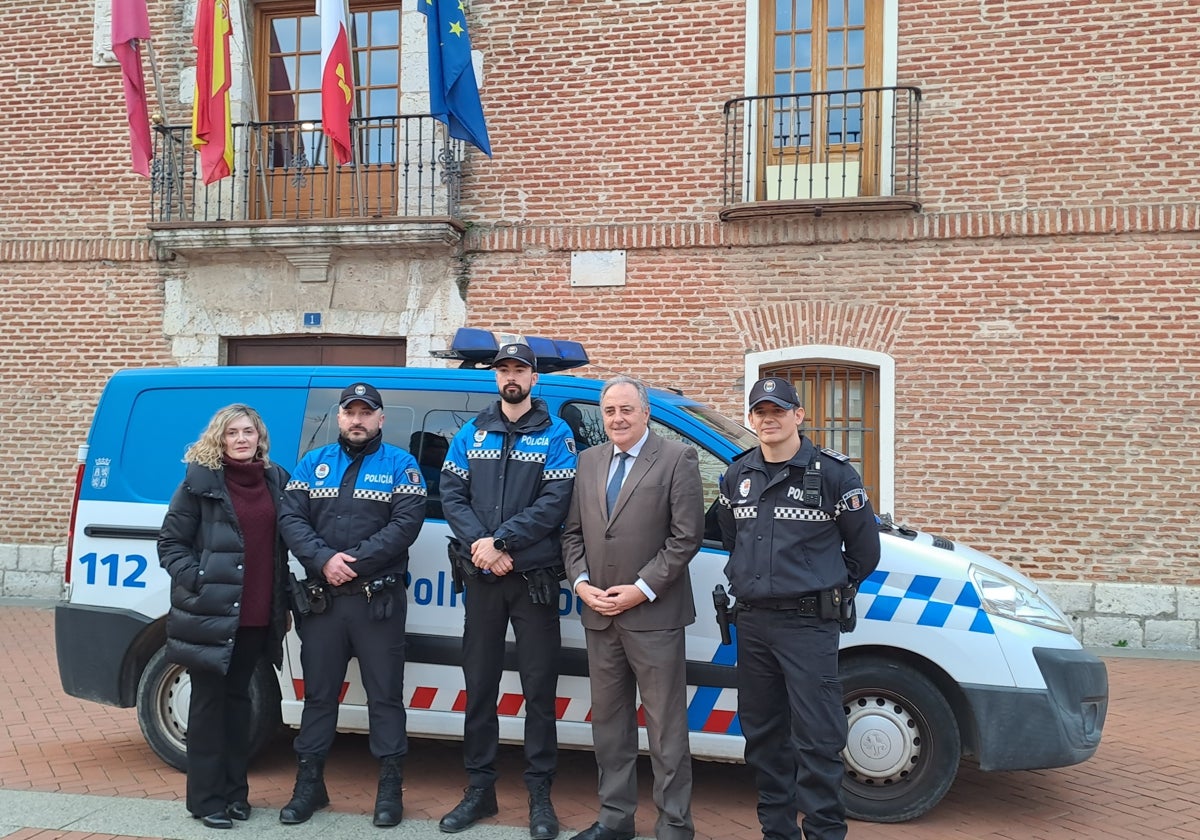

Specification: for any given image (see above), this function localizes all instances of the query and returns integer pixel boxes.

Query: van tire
[135,647,283,773]
[838,657,960,823]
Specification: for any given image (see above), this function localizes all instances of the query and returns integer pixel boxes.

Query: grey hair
[600,375,650,411]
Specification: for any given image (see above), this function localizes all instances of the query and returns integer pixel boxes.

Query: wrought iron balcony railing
[150,115,464,224]
[721,86,921,218]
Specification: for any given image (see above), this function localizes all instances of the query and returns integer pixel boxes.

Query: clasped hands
[470,538,514,576]
[575,582,648,616]
[322,552,358,586]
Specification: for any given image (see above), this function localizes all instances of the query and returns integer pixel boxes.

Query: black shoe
[193,812,233,830]
[373,754,404,828]
[226,801,251,821]
[528,781,559,840]
[568,823,634,840]
[439,786,499,833]
[279,753,330,825]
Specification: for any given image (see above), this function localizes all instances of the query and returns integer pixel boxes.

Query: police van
[55,331,1108,823]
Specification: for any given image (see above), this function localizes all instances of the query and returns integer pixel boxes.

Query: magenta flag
[112,0,153,176]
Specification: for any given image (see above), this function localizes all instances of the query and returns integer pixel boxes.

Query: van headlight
[969,565,1074,634]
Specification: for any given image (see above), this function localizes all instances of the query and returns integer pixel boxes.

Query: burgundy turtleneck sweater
[222,458,276,627]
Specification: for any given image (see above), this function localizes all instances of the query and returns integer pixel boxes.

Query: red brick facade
[2,1,1198,595]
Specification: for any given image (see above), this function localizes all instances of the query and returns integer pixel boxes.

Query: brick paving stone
[5,602,1200,839]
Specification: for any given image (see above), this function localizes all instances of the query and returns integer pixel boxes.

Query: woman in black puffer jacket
[158,404,290,829]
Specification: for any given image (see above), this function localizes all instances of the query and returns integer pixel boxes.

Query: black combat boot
[438,785,499,833]
[372,754,404,827]
[528,780,559,839]
[279,753,330,825]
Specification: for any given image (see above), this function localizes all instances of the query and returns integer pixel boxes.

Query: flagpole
[342,0,365,218]
[144,39,188,219]
[235,0,273,218]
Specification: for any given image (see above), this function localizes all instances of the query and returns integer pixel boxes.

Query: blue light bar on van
[554,340,588,369]
[433,327,590,373]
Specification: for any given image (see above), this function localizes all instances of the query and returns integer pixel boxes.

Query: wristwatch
[493,537,508,553]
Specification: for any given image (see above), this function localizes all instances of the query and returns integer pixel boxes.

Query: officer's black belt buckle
[740,595,820,616]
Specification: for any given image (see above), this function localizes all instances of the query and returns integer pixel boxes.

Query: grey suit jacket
[562,431,704,632]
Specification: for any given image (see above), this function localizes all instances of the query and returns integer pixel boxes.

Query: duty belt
[738,595,820,615]
[326,583,366,598]
[328,573,401,599]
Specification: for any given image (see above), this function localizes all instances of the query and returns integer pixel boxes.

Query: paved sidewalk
[4,600,1200,840]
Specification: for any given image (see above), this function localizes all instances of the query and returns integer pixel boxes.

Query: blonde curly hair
[183,404,272,469]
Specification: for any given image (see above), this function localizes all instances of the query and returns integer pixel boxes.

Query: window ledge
[719,196,921,222]
[148,217,465,256]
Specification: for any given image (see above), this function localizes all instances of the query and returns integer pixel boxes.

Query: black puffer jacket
[158,462,290,675]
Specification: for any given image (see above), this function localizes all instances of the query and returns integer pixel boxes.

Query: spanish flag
[318,0,355,165]
[192,0,234,184]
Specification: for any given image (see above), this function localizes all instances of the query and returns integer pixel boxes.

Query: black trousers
[293,589,409,759]
[186,625,268,817]
[461,571,560,789]
[736,609,847,840]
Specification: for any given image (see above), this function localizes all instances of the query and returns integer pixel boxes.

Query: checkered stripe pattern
[774,506,832,522]
[857,570,994,634]
[467,449,503,460]
[732,506,757,519]
[444,462,469,480]
[717,493,730,508]
[543,468,575,480]
[285,480,309,491]
[309,487,339,499]
[510,450,547,464]
[354,488,392,503]
[394,483,428,496]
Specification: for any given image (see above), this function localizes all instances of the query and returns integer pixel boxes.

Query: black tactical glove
[524,566,565,606]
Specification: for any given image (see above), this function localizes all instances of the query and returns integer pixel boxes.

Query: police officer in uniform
[717,377,880,840]
[439,342,577,839]
[277,383,427,828]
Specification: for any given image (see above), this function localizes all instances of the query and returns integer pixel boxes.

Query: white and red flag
[317,0,355,165]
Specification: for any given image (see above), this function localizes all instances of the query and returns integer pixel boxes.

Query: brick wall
[460,208,1200,586]
[0,5,175,547]
[2,1,1198,606]
[448,0,1200,588]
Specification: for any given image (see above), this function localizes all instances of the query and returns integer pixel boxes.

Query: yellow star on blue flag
[421,0,492,156]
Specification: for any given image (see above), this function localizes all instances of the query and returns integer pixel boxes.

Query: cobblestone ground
[5,602,1199,840]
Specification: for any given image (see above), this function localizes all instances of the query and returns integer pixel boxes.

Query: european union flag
[420,0,492,157]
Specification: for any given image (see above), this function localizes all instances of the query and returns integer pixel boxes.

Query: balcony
[148,115,467,255]
[721,86,922,221]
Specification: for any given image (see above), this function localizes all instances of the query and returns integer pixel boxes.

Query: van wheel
[839,657,961,823]
[136,647,283,773]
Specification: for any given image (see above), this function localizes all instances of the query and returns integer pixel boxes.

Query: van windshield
[679,404,758,452]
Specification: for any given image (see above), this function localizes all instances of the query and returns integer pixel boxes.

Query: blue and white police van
[55,330,1108,823]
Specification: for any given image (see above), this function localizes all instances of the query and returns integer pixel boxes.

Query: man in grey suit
[562,376,705,840]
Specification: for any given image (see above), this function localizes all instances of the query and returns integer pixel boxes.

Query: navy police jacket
[440,398,576,573]
[717,435,881,601]
[279,433,427,582]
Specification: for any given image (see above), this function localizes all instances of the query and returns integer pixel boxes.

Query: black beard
[500,386,529,405]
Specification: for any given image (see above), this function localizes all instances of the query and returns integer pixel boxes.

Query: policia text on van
[56,331,1108,823]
